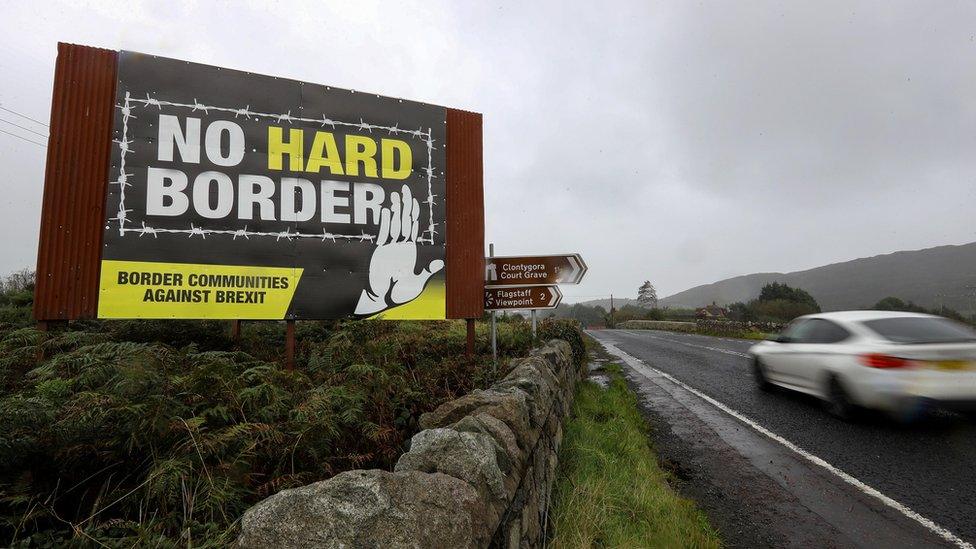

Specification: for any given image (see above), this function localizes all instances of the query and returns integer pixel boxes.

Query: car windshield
[861,317,976,344]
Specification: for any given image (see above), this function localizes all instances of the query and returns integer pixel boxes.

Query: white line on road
[593,334,973,549]
[620,330,751,358]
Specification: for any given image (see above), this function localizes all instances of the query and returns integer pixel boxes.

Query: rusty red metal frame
[445,108,485,319]
[34,43,118,321]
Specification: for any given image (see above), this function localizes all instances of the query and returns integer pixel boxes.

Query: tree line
[546,279,975,327]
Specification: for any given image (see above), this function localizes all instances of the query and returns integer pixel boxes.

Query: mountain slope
[659,242,976,314]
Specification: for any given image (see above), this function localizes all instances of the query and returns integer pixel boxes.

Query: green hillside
[660,242,976,314]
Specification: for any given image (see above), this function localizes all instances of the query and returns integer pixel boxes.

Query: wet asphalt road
[590,329,976,546]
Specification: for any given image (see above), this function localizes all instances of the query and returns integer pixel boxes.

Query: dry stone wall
[617,319,697,332]
[236,339,581,549]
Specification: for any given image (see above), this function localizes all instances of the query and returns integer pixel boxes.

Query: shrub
[0,318,580,546]
[539,318,585,364]
[645,308,666,321]
[749,298,819,322]
[758,282,819,310]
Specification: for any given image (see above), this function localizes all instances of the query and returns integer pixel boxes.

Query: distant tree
[873,296,972,325]
[1,268,35,293]
[614,304,645,323]
[727,283,822,322]
[547,303,608,327]
[637,281,658,309]
[872,296,927,313]
[0,268,35,308]
[646,308,666,321]
[934,305,968,323]
[757,282,819,310]
[726,301,752,321]
[749,299,818,322]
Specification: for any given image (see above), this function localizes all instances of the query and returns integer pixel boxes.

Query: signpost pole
[489,243,497,372]
[231,320,241,342]
[285,320,295,371]
[531,309,537,342]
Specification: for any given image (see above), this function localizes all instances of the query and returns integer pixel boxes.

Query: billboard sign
[97,51,447,320]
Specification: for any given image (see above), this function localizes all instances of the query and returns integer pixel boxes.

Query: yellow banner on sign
[97,260,302,319]
[369,276,446,320]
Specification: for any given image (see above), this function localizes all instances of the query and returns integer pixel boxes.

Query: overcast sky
[1,0,974,301]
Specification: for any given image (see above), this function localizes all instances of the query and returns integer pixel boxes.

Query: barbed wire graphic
[111,92,439,245]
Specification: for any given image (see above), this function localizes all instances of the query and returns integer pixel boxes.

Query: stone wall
[236,339,581,549]
[696,318,785,335]
[616,319,697,332]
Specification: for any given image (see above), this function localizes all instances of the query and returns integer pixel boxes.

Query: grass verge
[548,364,721,548]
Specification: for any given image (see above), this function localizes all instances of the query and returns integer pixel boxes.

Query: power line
[0,127,47,148]
[0,105,49,127]
[0,117,48,139]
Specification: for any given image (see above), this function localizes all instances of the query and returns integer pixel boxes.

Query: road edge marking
[592,334,973,549]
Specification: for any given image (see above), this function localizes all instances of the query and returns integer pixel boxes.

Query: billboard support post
[231,320,241,342]
[285,320,295,371]
[465,319,475,357]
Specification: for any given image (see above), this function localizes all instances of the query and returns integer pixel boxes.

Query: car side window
[786,320,818,342]
[799,319,851,344]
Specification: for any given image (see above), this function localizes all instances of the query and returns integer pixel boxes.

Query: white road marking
[593,334,973,549]
[621,330,752,358]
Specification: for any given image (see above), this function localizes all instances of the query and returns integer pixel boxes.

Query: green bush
[106,319,235,351]
[0,270,586,545]
[0,317,580,546]
[539,318,585,364]
[646,308,666,321]
[748,298,819,322]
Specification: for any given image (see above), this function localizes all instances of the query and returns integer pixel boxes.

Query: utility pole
[966,285,976,318]
[610,293,615,329]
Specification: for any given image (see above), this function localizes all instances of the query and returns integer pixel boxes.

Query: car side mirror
[771,334,791,343]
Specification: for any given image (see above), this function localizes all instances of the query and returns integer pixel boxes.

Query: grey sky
[1,0,974,301]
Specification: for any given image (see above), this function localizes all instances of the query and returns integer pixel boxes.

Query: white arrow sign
[485,254,588,286]
[484,285,563,311]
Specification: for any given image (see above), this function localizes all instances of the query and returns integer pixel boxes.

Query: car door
[761,319,816,385]
[776,319,851,392]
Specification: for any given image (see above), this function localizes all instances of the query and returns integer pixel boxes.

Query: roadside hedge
[0,317,582,546]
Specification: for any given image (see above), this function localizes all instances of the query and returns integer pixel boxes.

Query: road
[589,329,976,549]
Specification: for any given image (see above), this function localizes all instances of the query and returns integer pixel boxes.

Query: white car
[748,311,976,419]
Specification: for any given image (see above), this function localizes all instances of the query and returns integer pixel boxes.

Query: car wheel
[825,376,856,420]
[753,358,773,392]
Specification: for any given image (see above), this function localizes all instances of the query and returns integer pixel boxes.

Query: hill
[570,298,640,310]
[659,242,976,314]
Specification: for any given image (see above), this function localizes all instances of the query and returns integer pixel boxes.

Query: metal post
[531,309,537,342]
[466,318,475,357]
[285,319,295,371]
[36,321,48,364]
[489,243,497,371]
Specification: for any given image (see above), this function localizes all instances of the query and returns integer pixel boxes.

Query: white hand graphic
[354,184,444,315]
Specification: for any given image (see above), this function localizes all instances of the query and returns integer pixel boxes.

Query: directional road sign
[485,254,587,286]
[484,285,562,311]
